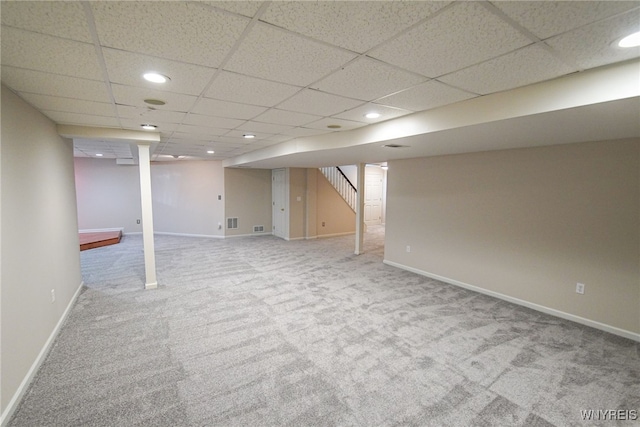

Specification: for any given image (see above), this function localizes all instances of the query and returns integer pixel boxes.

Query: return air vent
[227,218,238,229]
[253,225,265,233]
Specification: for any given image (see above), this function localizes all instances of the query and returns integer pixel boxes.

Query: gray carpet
[9,226,640,426]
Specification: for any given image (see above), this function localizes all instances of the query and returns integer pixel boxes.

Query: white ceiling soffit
[223,60,640,168]
[1,1,639,164]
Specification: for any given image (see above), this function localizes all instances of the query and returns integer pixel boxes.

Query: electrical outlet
[51,289,55,303]
[322,221,325,227]
[406,245,411,253]
[576,283,585,294]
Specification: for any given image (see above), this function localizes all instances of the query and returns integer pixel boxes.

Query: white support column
[137,143,157,289]
[355,162,365,255]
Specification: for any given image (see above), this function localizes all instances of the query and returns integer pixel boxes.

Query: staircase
[319,166,357,212]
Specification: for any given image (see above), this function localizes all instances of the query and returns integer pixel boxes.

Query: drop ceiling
[1,1,639,166]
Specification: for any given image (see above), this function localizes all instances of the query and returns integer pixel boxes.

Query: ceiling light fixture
[141,124,157,130]
[243,134,255,139]
[618,31,640,48]
[207,150,215,154]
[365,112,381,119]
[96,153,103,157]
[143,72,170,83]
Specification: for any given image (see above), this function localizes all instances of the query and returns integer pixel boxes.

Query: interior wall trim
[223,232,273,239]
[383,260,640,343]
[154,231,224,239]
[1,282,85,427]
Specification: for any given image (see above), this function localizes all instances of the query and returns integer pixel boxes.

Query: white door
[272,169,286,238]
[364,167,383,226]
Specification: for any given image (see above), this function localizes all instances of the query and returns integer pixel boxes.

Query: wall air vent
[227,218,238,229]
[253,225,265,233]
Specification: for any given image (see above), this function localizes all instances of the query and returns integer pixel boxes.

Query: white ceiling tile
[200,1,264,18]
[265,134,295,143]
[182,113,245,130]
[42,111,120,128]
[205,71,302,107]
[280,127,331,138]
[333,103,413,123]
[119,119,180,133]
[175,124,229,137]
[74,139,133,159]
[374,80,477,112]
[305,117,366,132]
[439,44,577,95]
[312,57,427,101]
[103,49,216,96]
[192,98,267,120]
[277,89,363,117]
[168,133,215,144]
[19,93,115,117]
[261,1,450,53]
[225,130,275,140]
[116,105,187,124]
[111,84,197,112]
[1,27,103,80]
[546,9,640,69]
[211,136,251,145]
[91,2,250,67]
[224,23,357,86]
[237,121,294,135]
[493,1,640,40]
[1,66,111,103]
[253,109,322,127]
[1,1,93,43]
[370,1,532,77]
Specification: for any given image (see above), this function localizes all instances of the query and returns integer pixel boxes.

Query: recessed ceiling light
[207,150,215,154]
[327,124,342,129]
[618,31,640,48]
[96,153,103,157]
[365,112,381,119]
[144,98,166,106]
[243,134,256,139]
[141,124,157,130]
[143,72,170,83]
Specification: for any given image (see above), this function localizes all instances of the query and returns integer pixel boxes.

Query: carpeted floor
[9,226,640,426]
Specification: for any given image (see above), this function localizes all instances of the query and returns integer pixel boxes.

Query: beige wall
[288,168,307,240]
[1,87,83,415]
[75,159,225,237]
[224,168,272,236]
[316,169,356,237]
[151,160,224,237]
[385,139,640,335]
[75,157,142,233]
[305,169,318,238]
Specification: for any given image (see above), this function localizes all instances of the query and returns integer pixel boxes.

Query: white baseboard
[383,260,640,343]
[78,227,123,233]
[154,231,224,239]
[224,232,273,239]
[0,281,84,426]
[316,231,355,239]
